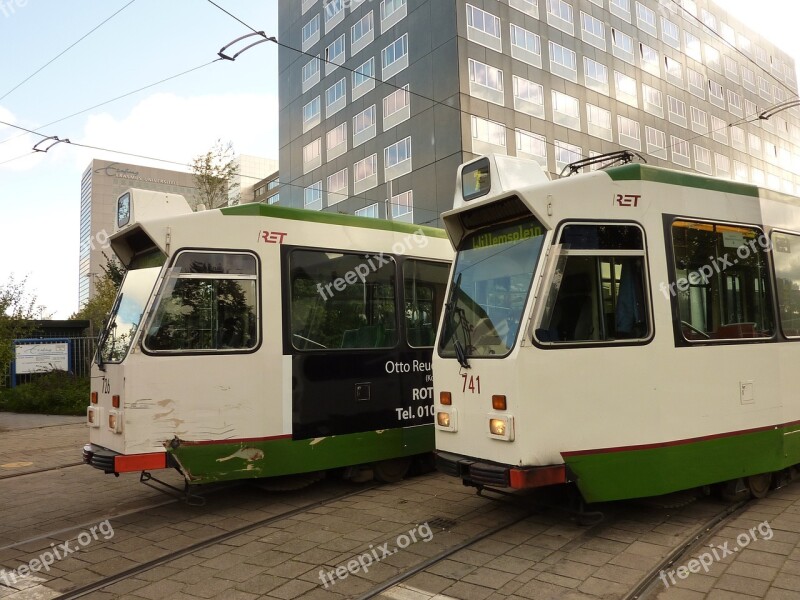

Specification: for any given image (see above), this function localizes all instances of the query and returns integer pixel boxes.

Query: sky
[0,0,797,319]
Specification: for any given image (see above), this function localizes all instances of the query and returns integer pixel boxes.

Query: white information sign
[15,342,69,374]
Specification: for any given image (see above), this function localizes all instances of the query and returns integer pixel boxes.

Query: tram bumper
[83,443,167,474]
[435,450,568,490]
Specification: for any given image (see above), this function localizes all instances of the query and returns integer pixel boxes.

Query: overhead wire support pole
[217,31,272,61]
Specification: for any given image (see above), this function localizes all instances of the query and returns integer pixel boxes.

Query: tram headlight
[488,414,514,441]
[108,410,122,434]
[87,406,100,428]
[436,409,457,432]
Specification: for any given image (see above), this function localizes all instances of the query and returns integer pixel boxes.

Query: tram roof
[603,163,764,198]
[220,203,447,238]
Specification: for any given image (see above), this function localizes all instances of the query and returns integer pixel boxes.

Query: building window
[391,190,413,220]
[587,103,612,141]
[471,116,506,147]
[724,56,738,82]
[302,96,321,133]
[580,11,605,50]
[583,57,608,95]
[642,83,663,117]
[327,168,349,205]
[741,66,756,93]
[384,136,412,178]
[302,14,321,51]
[546,0,574,35]
[749,133,762,154]
[383,85,410,129]
[510,0,539,18]
[326,122,348,159]
[325,34,346,74]
[715,153,730,177]
[352,57,375,100]
[639,43,659,76]
[353,105,376,146]
[614,71,638,107]
[687,68,705,99]
[758,76,772,102]
[549,40,577,82]
[738,33,751,55]
[667,95,686,127]
[635,2,656,36]
[664,56,682,85]
[704,45,721,74]
[466,4,502,52]
[351,11,374,55]
[355,203,379,218]
[380,0,407,32]
[609,0,631,22]
[711,115,727,145]
[324,0,345,33]
[304,181,322,209]
[325,77,347,117]
[554,140,582,173]
[302,138,322,174]
[510,24,542,67]
[708,80,725,108]
[382,33,409,79]
[515,129,547,168]
[611,28,634,64]
[513,75,545,118]
[645,126,667,159]
[551,90,581,130]
[661,16,679,49]
[468,58,504,93]
[733,160,748,181]
[751,167,765,186]
[301,55,321,93]
[701,8,716,31]
[720,21,736,45]
[671,136,690,167]
[755,45,768,67]
[690,106,707,134]
[685,32,701,61]
[353,154,378,193]
[617,115,641,151]
[727,90,742,117]
[730,126,746,152]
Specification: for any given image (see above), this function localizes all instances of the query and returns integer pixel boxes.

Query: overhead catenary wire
[0,0,138,103]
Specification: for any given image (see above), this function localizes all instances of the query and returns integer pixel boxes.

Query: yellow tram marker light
[91,392,98,404]
[112,395,120,408]
[491,395,507,410]
[440,391,452,405]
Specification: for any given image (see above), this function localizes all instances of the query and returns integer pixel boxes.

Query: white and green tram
[434,153,800,503]
[83,189,452,485]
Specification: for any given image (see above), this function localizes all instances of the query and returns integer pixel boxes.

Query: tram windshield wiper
[444,273,471,369]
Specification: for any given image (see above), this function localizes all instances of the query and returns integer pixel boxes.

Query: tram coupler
[140,470,206,506]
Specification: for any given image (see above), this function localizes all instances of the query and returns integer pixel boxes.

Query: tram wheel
[373,458,411,483]
[747,473,772,498]
[718,478,750,502]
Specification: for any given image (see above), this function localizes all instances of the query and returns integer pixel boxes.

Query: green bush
[0,371,88,416]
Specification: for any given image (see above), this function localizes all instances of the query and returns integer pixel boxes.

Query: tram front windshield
[439,216,545,359]
[97,265,162,364]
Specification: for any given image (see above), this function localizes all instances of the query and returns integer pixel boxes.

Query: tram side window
[771,231,800,337]
[404,260,450,347]
[144,251,259,352]
[537,224,650,343]
[671,221,774,340]
[290,250,397,350]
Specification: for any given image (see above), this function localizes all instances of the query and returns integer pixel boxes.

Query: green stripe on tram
[221,203,447,239]
[604,164,761,197]
[170,425,434,484]
[565,422,800,503]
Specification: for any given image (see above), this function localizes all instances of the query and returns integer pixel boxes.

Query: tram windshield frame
[439,216,546,362]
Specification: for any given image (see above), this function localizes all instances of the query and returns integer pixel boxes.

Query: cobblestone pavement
[4,416,800,599]
[0,419,85,480]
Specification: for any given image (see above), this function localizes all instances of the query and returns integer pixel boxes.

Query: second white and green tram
[83,189,452,485]
[434,153,800,503]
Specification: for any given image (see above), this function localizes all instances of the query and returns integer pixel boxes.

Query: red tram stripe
[561,418,800,457]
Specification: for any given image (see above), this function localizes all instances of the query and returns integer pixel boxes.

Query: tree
[191,139,240,209]
[0,275,48,373]
[71,253,125,338]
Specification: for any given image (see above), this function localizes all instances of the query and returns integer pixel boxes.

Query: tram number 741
[461,374,481,394]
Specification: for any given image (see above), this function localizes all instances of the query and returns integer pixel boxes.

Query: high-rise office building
[278,0,800,226]
[78,160,200,307]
